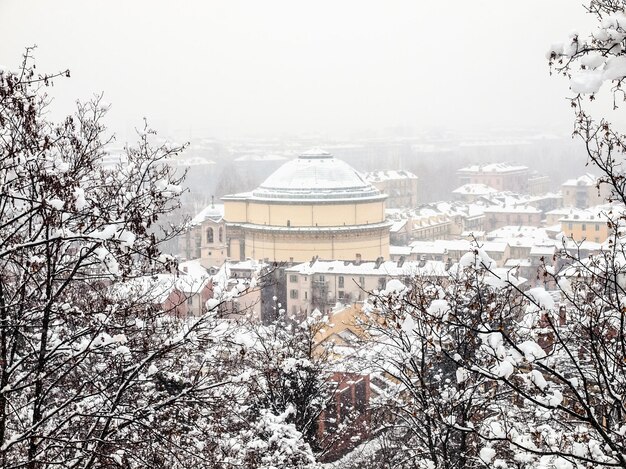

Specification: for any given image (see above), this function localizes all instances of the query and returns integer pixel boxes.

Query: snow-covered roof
[389,245,411,256]
[390,220,408,232]
[190,203,224,225]
[481,241,508,252]
[487,225,552,241]
[457,162,529,173]
[364,170,418,182]
[483,205,541,214]
[235,149,384,202]
[529,245,557,256]
[410,239,472,252]
[285,259,449,277]
[562,173,598,187]
[452,183,498,196]
[504,258,533,268]
[559,204,620,223]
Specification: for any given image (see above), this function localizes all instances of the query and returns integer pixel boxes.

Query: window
[338,276,344,288]
[187,297,193,305]
[206,227,214,243]
[218,227,223,243]
[318,275,325,283]
[304,291,308,300]
[582,224,586,231]
[378,277,386,290]
[289,275,298,283]
[290,289,298,299]
[595,223,600,231]
[359,276,365,287]
[338,291,345,299]
[568,222,573,230]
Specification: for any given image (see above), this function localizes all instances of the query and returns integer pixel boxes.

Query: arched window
[218,227,223,243]
[206,227,214,243]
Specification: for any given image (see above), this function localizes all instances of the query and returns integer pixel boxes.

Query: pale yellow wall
[240,200,385,227]
[314,305,367,345]
[561,220,609,243]
[224,200,248,223]
[245,231,389,263]
[229,238,241,260]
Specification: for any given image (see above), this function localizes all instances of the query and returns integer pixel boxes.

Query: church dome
[252,148,384,201]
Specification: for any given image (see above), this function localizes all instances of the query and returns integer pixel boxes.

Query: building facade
[222,149,392,263]
[364,170,419,208]
[457,163,530,193]
[561,174,610,208]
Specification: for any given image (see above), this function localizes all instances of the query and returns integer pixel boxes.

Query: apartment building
[285,258,448,316]
[457,163,530,193]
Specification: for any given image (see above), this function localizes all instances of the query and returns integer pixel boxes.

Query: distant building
[285,258,448,317]
[397,239,509,267]
[561,173,610,208]
[457,163,530,193]
[452,183,498,202]
[364,170,419,208]
[560,206,615,243]
[182,201,228,269]
[483,205,542,231]
[222,149,391,263]
[527,172,552,195]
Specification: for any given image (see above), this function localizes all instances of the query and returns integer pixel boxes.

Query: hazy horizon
[0,1,601,142]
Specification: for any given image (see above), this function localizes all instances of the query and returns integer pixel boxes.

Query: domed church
[222,148,391,263]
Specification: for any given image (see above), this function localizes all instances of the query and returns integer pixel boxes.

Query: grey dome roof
[251,149,384,201]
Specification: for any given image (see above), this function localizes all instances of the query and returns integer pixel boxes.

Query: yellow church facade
[222,149,391,263]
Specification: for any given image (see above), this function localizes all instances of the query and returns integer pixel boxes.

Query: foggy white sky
[0,1,597,141]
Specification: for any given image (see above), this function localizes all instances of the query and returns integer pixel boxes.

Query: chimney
[374,257,384,269]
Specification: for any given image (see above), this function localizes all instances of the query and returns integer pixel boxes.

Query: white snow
[518,340,547,362]
[480,447,496,464]
[570,70,603,94]
[47,198,65,210]
[495,360,514,379]
[456,367,469,384]
[384,279,406,294]
[581,51,607,69]
[529,369,548,390]
[527,287,555,310]
[603,56,626,81]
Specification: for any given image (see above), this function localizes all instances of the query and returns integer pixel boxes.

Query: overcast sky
[0,1,598,141]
